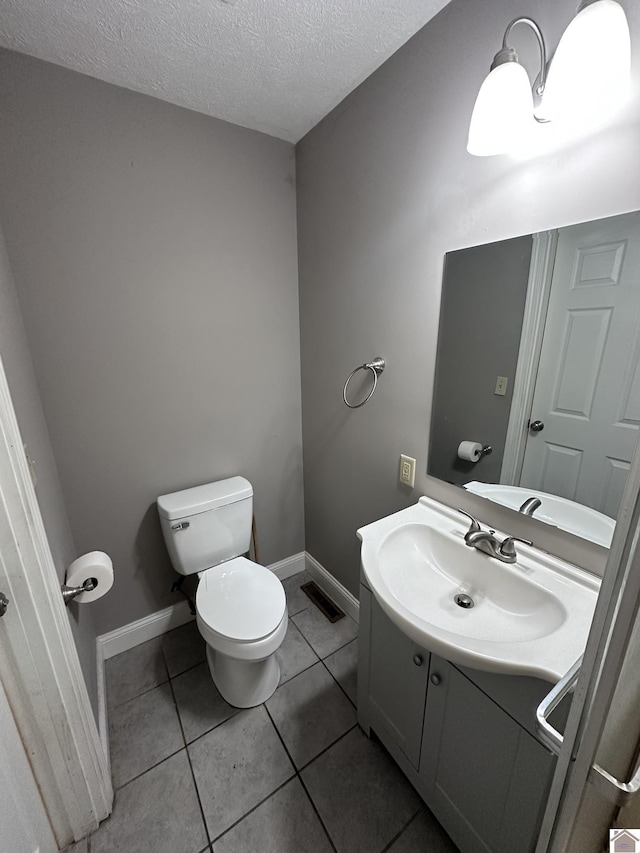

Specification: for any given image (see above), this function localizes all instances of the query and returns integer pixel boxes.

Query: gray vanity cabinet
[421,656,555,853]
[358,580,559,853]
[357,586,429,768]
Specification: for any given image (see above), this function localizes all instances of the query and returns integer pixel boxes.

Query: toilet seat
[196,556,286,643]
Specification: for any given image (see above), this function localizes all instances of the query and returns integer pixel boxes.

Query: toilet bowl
[196,557,287,707]
[157,477,287,708]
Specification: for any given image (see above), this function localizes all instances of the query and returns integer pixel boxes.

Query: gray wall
[0,228,98,717]
[0,50,304,634]
[297,0,640,597]
[428,236,532,485]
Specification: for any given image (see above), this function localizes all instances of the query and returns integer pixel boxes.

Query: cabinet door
[366,591,429,768]
[420,657,555,853]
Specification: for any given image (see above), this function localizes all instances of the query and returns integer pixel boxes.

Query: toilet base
[206,644,280,708]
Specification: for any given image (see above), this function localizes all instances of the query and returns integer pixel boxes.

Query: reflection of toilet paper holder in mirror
[457,441,493,463]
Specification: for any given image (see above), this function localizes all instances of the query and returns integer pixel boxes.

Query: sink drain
[454,593,475,609]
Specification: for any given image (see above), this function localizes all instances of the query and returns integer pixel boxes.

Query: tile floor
[78,571,457,853]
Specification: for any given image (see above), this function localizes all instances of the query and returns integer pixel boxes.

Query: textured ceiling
[0,0,450,142]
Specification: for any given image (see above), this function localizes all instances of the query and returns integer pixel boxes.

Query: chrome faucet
[519,497,542,517]
[458,509,532,564]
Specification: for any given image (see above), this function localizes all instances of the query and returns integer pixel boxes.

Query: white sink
[463,481,615,549]
[358,497,599,682]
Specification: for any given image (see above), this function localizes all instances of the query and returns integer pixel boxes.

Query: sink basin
[463,481,615,549]
[358,498,599,682]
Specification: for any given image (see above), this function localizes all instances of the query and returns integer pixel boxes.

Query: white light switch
[399,454,416,487]
[494,376,508,396]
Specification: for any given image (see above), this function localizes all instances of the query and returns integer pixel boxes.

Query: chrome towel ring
[343,357,386,408]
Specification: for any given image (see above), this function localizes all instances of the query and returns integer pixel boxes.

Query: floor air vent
[300,581,345,623]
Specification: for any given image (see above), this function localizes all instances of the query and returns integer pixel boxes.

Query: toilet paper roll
[457,441,483,463]
[65,551,114,603]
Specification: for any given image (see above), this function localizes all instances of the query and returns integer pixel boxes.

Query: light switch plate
[494,376,508,396]
[399,454,416,488]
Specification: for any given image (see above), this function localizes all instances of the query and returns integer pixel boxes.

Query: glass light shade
[541,0,631,123]
[467,61,535,156]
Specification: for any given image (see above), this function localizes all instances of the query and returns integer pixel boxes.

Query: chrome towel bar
[536,656,640,807]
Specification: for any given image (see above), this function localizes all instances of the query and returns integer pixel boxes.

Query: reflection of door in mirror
[516,213,640,519]
[429,210,640,547]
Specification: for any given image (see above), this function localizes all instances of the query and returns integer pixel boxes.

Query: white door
[520,212,640,517]
[0,669,56,853]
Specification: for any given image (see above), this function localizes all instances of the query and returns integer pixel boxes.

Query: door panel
[521,213,640,517]
[0,672,56,853]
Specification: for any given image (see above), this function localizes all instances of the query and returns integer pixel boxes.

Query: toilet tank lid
[157,476,252,520]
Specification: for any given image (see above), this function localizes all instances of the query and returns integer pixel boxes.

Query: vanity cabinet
[357,588,429,768]
[358,583,563,853]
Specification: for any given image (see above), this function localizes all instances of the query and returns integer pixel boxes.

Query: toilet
[157,477,287,708]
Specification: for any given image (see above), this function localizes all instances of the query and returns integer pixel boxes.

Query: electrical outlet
[399,454,416,487]
[494,376,508,396]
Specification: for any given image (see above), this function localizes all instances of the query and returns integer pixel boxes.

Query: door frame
[500,229,558,485]
[0,354,112,847]
[536,417,640,850]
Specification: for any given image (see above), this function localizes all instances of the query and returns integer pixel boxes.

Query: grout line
[379,807,423,853]
[112,745,186,791]
[166,674,212,848]
[106,675,170,711]
[209,776,295,844]
[319,635,358,661]
[320,657,357,708]
[166,655,208,682]
[297,724,358,773]
[262,703,338,853]
[289,615,358,664]
[287,617,321,658]
[298,774,339,853]
[278,658,320,688]
[262,702,298,774]
[180,707,241,749]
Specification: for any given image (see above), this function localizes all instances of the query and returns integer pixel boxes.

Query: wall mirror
[428,210,640,549]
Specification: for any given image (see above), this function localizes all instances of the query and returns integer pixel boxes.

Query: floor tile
[172,661,238,743]
[109,682,184,788]
[386,808,458,852]
[213,777,333,853]
[105,637,167,709]
[266,662,356,768]
[324,639,358,705]
[301,727,420,853]
[292,606,358,659]
[276,621,319,684]
[162,620,206,677]
[91,750,207,853]
[282,571,313,616]
[188,705,294,840]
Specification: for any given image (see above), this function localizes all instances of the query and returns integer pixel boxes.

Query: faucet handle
[457,508,481,535]
[499,535,533,559]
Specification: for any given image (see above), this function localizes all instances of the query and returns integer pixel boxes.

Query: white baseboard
[304,552,360,624]
[267,551,306,580]
[97,599,195,661]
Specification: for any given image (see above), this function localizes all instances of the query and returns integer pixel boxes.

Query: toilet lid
[196,557,286,642]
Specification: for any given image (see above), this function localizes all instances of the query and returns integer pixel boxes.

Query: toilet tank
[157,477,253,576]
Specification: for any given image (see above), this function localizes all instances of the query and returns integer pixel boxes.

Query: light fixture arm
[491,17,548,105]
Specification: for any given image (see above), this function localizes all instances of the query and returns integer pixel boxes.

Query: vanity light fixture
[467,0,631,156]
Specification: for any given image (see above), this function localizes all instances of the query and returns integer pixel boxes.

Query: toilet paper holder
[61,577,98,606]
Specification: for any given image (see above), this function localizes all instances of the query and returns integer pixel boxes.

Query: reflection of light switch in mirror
[399,454,416,487]
[494,376,508,396]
